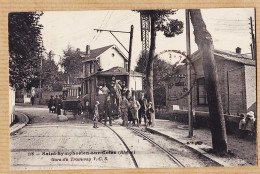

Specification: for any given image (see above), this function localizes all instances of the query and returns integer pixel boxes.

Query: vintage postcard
[9,8,257,171]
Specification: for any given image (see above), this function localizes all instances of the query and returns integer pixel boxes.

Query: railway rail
[104,125,139,168]
[104,124,185,168]
[129,127,185,168]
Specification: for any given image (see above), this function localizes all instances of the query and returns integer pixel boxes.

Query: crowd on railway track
[46,81,154,129]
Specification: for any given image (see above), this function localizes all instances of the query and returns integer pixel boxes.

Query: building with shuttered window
[166,49,256,115]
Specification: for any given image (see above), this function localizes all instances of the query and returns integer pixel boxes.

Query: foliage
[135,10,184,37]
[41,51,65,91]
[135,53,174,106]
[9,12,44,89]
[60,45,84,83]
[134,10,184,126]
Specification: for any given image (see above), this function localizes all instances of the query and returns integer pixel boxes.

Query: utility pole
[186,9,193,137]
[40,56,42,89]
[128,25,134,74]
[249,16,256,60]
[39,42,43,103]
[94,25,134,89]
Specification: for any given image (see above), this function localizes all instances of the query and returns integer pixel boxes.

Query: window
[90,62,95,74]
[83,63,85,75]
[85,81,89,94]
[197,78,208,105]
[125,63,128,72]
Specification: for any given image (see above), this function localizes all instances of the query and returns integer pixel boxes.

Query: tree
[41,51,64,91]
[60,45,84,84]
[135,10,184,126]
[189,9,228,153]
[135,53,174,106]
[9,12,44,89]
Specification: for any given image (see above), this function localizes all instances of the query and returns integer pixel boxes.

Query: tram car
[63,67,144,120]
[81,67,144,121]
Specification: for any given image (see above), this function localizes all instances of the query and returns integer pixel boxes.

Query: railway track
[104,125,139,168]
[104,124,185,168]
[129,127,185,168]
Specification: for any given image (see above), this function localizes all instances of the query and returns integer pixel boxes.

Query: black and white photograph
[9,8,257,170]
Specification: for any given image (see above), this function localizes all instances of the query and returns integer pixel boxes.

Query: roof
[82,44,128,62]
[93,66,144,77]
[191,49,256,66]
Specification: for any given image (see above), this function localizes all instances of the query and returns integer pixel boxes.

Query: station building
[166,48,256,116]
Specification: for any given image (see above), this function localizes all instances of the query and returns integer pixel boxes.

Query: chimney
[236,47,241,54]
[86,45,90,55]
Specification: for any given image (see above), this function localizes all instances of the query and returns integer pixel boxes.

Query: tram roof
[92,66,144,77]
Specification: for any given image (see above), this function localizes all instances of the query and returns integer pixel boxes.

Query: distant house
[166,49,256,115]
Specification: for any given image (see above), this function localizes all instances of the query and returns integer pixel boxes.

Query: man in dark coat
[31,96,35,105]
[56,95,62,115]
[104,94,113,126]
[138,93,148,125]
[48,96,54,113]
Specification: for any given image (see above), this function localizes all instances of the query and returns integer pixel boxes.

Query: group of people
[238,111,256,138]
[48,95,63,115]
[92,90,154,129]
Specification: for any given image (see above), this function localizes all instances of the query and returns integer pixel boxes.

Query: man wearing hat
[138,93,148,125]
[48,95,54,113]
[120,94,129,126]
[104,95,113,126]
[101,83,110,95]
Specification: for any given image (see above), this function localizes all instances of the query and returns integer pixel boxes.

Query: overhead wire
[92,10,116,44]
[90,11,110,45]
[111,17,137,30]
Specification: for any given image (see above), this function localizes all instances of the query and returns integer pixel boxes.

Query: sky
[39,8,255,70]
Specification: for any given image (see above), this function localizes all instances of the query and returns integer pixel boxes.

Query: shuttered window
[197,78,208,105]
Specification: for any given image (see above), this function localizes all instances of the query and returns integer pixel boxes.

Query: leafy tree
[190,9,227,153]
[41,51,64,91]
[135,10,184,126]
[60,45,84,84]
[135,53,174,106]
[9,12,44,89]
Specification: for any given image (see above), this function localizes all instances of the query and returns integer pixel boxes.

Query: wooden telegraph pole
[128,25,134,74]
[249,17,256,60]
[186,9,193,137]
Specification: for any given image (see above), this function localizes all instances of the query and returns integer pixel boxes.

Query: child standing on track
[93,101,100,128]
[146,102,154,126]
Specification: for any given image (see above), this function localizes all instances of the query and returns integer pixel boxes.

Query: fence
[155,110,243,134]
[9,86,16,125]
